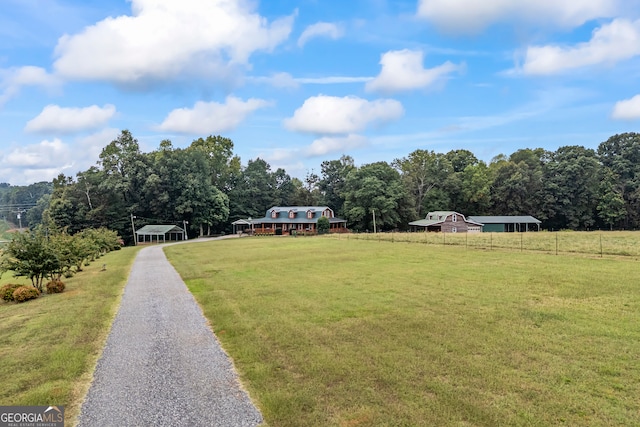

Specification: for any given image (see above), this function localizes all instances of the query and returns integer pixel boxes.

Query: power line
[0,203,38,208]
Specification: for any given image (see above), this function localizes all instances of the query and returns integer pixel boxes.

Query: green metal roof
[468,216,541,224]
[408,218,444,227]
[249,206,346,224]
[135,225,184,235]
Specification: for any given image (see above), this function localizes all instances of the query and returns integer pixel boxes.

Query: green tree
[166,149,229,236]
[289,172,323,207]
[543,146,600,230]
[228,158,282,221]
[443,149,480,212]
[460,162,492,214]
[188,135,241,193]
[98,130,149,212]
[393,150,450,218]
[489,148,548,219]
[318,155,355,216]
[597,132,640,228]
[597,168,626,230]
[316,216,330,234]
[26,194,51,228]
[343,162,415,232]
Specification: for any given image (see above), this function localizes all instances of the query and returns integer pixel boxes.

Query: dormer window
[289,211,295,219]
[307,210,313,219]
[271,210,277,218]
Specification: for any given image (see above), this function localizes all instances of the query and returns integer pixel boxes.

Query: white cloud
[284,95,404,134]
[0,128,123,185]
[158,96,271,134]
[612,94,640,120]
[518,19,640,75]
[0,66,59,106]
[250,74,373,86]
[249,72,300,89]
[254,134,367,167]
[25,104,116,133]
[3,138,69,168]
[77,127,122,163]
[417,0,621,33]
[53,0,295,84]
[297,22,343,47]
[296,76,373,84]
[365,49,462,94]
[307,134,367,156]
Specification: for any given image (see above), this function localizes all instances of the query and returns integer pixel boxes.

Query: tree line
[3,131,640,242]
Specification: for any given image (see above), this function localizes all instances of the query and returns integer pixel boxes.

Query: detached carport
[135,225,186,244]
[468,216,541,232]
[231,219,253,235]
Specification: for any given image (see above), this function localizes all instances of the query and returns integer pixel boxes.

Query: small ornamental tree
[0,230,60,292]
[48,232,76,280]
[317,216,330,235]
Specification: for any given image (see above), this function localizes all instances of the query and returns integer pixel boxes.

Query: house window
[452,227,457,233]
[289,211,295,219]
[307,211,313,219]
[271,210,277,218]
[453,214,457,222]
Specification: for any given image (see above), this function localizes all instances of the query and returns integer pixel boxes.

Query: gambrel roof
[250,206,346,224]
[409,211,483,227]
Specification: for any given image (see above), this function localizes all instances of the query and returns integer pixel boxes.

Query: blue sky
[1,0,639,185]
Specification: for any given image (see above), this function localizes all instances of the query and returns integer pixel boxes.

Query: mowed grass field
[165,236,640,426]
[0,246,140,426]
[328,230,640,258]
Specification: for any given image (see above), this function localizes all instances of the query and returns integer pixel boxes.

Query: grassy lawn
[329,230,640,258]
[0,246,140,426]
[165,236,640,426]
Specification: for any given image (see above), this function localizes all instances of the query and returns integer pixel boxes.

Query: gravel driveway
[77,240,263,427]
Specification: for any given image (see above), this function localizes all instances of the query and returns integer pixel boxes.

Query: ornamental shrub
[1,283,23,302]
[317,216,330,235]
[46,280,66,294]
[12,286,40,303]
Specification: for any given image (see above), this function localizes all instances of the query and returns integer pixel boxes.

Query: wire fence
[325,231,640,259]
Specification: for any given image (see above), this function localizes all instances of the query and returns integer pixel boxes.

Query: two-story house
[234,206,348,235]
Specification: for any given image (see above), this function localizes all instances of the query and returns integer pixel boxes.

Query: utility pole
[12,209,26,230]
[372,208,377,233]
[131,214,137,246]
